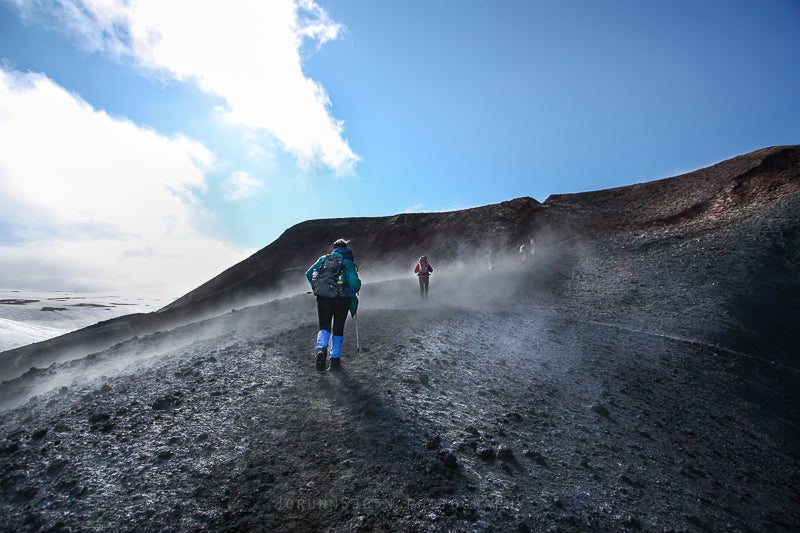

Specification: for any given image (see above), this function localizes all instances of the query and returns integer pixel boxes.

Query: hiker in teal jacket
[306,238,361,371]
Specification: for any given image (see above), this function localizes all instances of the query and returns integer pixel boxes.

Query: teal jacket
[306,247,361,314]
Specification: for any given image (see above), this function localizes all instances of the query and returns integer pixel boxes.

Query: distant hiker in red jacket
[414,255,433,300]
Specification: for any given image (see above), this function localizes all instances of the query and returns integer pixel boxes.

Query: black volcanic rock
[0,146,798,531]
[3,146,798,381]
[161,196,544,313]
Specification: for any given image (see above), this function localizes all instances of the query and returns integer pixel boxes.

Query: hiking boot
[329,357,342,371]
[315,348,327,372]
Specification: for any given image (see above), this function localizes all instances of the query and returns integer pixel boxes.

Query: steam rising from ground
[0,229,577,412]
[0,291,312,412]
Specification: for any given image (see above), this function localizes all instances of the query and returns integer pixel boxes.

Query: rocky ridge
[0,145,798,531]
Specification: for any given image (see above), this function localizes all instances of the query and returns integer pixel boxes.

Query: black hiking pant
[418,276,430,299]
[317,296,351,336]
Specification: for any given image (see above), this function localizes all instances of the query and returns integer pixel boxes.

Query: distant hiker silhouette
[306,239,361,371]
[414,255,433,300]
[486,249,495,271]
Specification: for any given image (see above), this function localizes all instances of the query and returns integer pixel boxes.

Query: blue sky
[0,0,798,299]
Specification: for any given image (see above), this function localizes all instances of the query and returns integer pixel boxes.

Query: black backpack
[312,254,344,298]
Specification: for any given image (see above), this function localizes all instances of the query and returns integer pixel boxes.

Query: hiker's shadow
[314,361,465,487]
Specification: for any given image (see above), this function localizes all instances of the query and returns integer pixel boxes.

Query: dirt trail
[1,257,798,531]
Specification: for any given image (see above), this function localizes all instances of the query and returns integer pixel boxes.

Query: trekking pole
[354,311,360,354]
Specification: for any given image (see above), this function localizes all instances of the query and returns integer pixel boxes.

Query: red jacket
[414,257,433,278]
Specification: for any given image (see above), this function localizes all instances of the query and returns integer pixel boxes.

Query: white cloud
[19,0,359,175]
[0,68,248,298]
[403,203,427,213]
[222,170,264,201]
